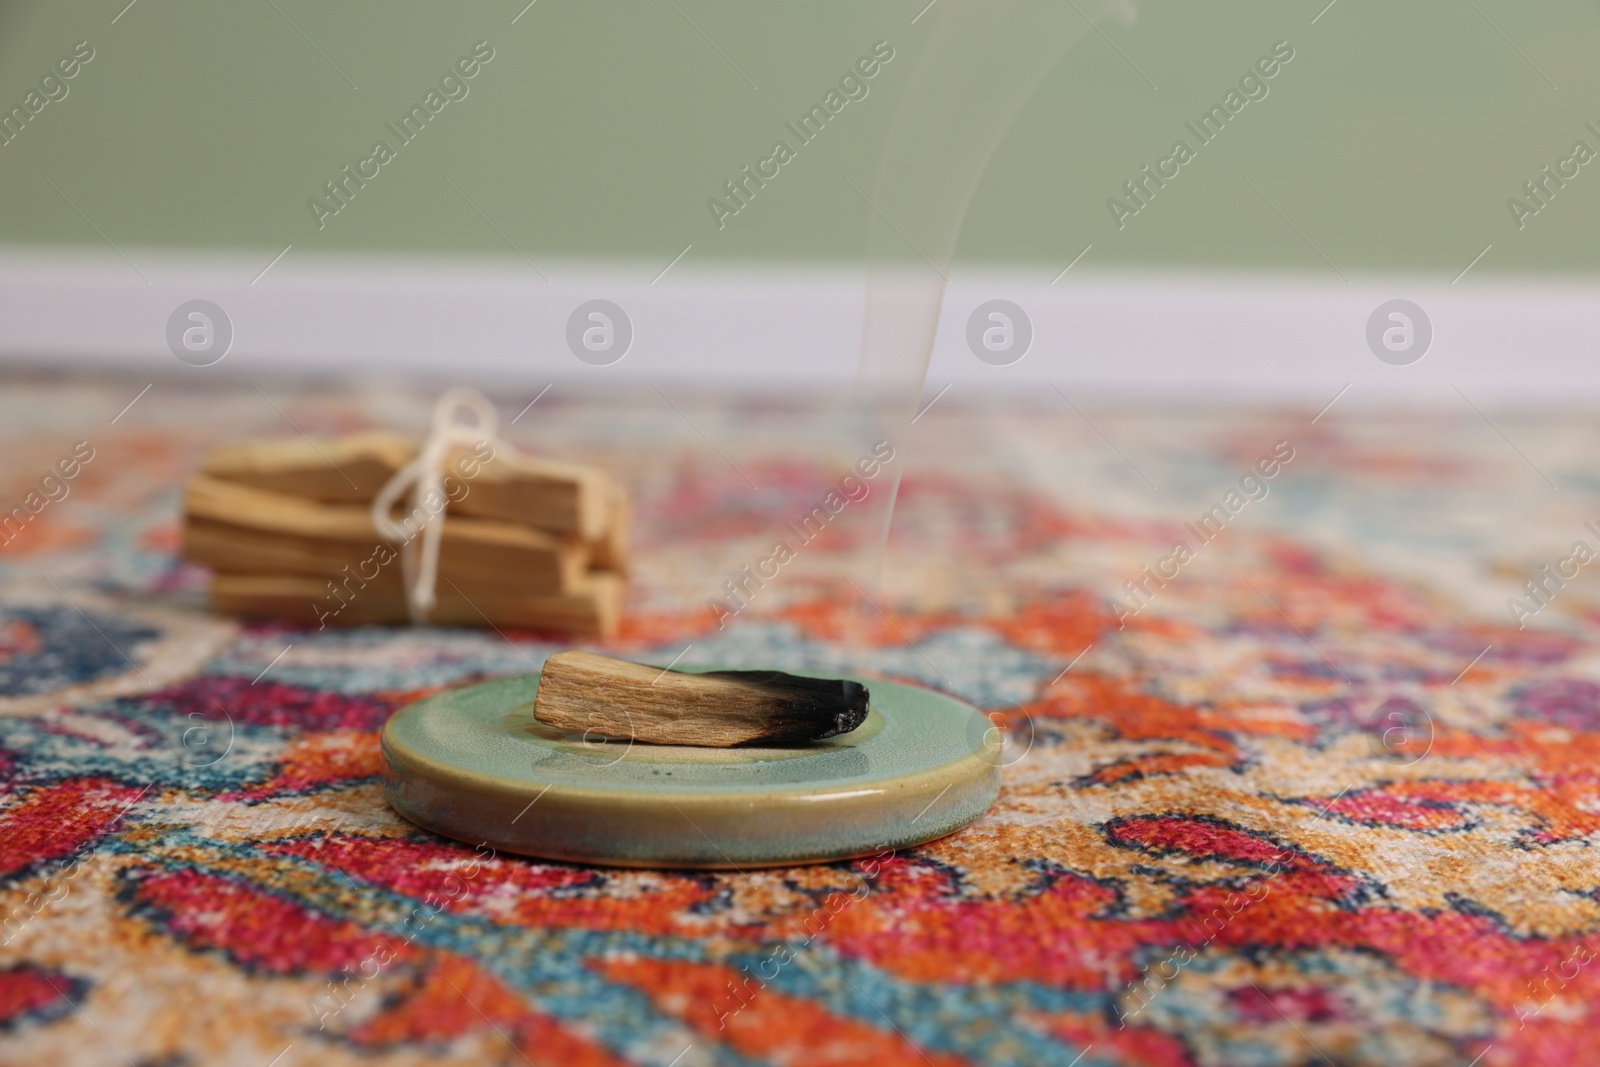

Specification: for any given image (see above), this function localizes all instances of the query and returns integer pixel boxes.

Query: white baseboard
[0,246,1595,400]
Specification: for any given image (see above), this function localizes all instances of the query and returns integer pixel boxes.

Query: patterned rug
[1,371,1596,1067]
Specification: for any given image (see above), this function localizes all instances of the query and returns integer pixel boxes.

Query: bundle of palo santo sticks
[181,430,627,636]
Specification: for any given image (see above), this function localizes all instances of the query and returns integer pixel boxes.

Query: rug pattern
[1,375,1597,1066]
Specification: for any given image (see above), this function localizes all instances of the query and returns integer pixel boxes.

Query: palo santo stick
[183,475,588,593]
[200,431,416,503]
[183,517,403,592]
[209,572,624,637]
[447,449,614,541]
[202,432,616,543]
[533,650,869,747]
[198,428,624,550]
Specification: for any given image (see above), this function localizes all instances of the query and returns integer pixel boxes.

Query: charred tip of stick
[818,679,870,739]
[717,673,870,746]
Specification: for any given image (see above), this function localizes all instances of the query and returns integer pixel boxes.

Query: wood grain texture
[200,432,616,541]
[448,450,614,540]
[532,651,869,747]
[199,430,415,503]
[183,475,587,593]
[209,572,624,636]
[185,431,628,636]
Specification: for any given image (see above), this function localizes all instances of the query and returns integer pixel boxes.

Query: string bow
[370,387,505,624]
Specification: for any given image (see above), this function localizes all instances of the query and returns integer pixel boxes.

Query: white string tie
[371,388,504,624]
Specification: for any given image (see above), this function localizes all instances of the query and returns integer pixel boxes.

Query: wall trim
[0,247,1594,399]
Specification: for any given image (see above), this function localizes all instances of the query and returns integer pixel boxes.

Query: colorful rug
[1,372,1596,1067]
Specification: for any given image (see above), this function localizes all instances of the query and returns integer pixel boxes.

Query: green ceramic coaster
[381,668,1000,868]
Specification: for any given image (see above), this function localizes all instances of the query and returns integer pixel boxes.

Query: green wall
[1,0,1596,275]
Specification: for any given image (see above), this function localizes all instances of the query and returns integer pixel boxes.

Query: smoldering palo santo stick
[533,650,869,747]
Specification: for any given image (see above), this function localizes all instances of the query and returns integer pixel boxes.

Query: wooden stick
[449,449,615,541]
[201,433,621,542]
[183,475,588,593]
[200,431,416,503]
[209,572,624,637]
[183,517,403,593]
[532,651,868,747]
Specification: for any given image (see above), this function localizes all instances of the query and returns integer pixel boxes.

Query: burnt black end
[701,669,871,745]
[818,679,870,739]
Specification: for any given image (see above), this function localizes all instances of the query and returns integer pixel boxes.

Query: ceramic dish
[381,668,1000,868]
